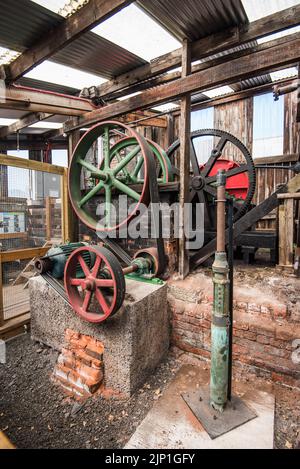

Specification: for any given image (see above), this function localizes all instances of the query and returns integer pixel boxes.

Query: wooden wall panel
[214,97,253,161]
[284,90,299,155]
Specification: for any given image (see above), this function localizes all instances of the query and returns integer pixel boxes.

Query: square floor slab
[125,365,274,449]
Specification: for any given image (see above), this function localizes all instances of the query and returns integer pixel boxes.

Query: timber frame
[0,2,299,285]
[0,155,70,335]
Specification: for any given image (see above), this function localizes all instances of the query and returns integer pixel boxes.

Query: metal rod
[227,199,234,401]
[216,171,227,252]
[122,264,138,275]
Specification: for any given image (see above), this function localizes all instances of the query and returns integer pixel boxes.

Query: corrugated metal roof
[231,75,272,91]
[53,34,145,79]
[17,77,80,96]
[138,0,248,42]
[0,0,147,79]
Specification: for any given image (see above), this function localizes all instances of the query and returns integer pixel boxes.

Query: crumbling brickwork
[168,271,300,389]
[52,329,104,399]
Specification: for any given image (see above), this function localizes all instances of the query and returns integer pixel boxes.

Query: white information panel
[0,212,26,234]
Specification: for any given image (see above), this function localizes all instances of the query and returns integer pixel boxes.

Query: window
[52,150,68,168]
[191,108,214,165]
[253,93,284,158]
[7,151,30,198]
[191,107,214,131]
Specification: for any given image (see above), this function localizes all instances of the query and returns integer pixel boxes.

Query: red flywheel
[64,246,125,323]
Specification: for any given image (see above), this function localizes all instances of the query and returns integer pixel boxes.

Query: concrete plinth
[29,276,169,396]
[126,364,275,449]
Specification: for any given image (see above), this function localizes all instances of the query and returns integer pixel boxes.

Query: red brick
[263,344,289,358]
[58,354,103,382]
[233,321,249,331]
[257,335,270,345]
[269,338,287,349]
[233,344,248,355]
[248,303,261,313]
[250,323,275,337]
[275,326,294,341]
[242,330,257,341]
[273,305,288,319]
[261,305,272,315]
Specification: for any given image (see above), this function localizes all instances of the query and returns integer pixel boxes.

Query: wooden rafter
[95,4,300,100]
[2,0,134,82]
[0,86,94,116]
[0,112,53,138]
[64,33,300,132]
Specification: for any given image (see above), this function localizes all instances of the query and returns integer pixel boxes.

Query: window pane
[253,93,284,158]
[191,108,214,165]
[52,150,68,168]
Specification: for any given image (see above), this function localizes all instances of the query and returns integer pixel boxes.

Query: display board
[0,212,26,234]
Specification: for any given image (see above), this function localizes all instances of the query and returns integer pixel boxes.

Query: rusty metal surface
[182,386,257,439]
[0,0,147,79]
[138,0,248,42]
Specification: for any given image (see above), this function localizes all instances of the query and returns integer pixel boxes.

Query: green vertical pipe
[210,252,230,412]
[210,169,230,413]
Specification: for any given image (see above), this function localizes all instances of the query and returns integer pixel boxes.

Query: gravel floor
[0,334,299,449]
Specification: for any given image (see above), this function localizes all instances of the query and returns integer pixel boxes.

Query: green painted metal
[45,242,95,279]
[210,251,230,413]
[125,274,164,285]
[70,122,154,231]
[109,137,173,184]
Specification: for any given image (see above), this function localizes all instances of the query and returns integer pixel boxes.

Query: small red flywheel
[64,246,125,323]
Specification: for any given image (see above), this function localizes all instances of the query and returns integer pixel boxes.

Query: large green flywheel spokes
[68,121,152,233]
[109,137,174,184]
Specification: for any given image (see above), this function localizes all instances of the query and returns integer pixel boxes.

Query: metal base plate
[182,386,257,440]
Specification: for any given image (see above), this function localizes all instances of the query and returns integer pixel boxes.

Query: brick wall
[168,271,300,389]
[52,329,104,399]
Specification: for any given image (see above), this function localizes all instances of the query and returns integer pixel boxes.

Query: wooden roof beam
[64,33,300,132]
[0,112,54,138]
[0,86,95,115]
[2,0,134,83]
[96,4,300,100]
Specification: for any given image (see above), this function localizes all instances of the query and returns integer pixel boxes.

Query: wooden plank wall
[214,97,253,159]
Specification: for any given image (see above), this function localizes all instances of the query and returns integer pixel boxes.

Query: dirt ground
[0,334,299,449]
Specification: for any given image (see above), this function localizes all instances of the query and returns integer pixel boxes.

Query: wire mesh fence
[0,163,64,324]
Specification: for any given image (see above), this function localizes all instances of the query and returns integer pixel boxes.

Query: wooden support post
[0,257,4,327]
[46,197,52,241]
[178,39,191,279]
[65,131,80,242]
[0,150,8,198]
[278,198,294,267]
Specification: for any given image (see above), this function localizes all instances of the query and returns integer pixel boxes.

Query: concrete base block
[30,276,169,396]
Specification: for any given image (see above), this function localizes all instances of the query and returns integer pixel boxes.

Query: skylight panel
[29,122,63,129]
[270,67,298,82]
[118,92,141,101]
[151,103,179,113]
[0,118,18,126]
[203,86,233,99]
[257,25,300,44]
[92,3,180,62]
[30,0,87,17]
[0,47,20,66]
[242,0,300,22]
[25,61,106,90]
